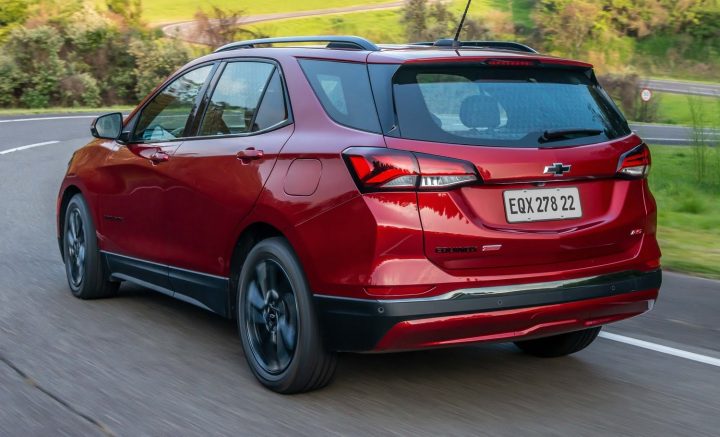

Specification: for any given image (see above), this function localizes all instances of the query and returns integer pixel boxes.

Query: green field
[107,0,394,25]
[249,0,535,44]
[653,92,720,126]
[649,145,720,279]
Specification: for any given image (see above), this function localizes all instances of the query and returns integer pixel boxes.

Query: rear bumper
[314,269,661,352]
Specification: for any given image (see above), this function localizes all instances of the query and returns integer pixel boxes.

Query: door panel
[99,64,214,266]
[161,60,294,282]
[99,142,180,265]
[163,125,293,276]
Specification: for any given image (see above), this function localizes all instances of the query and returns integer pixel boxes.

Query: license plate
[503,187,582,223]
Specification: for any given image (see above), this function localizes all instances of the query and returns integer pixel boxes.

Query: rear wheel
[514,327,601,358]
[63,194,119,299]
[237,237,336,393]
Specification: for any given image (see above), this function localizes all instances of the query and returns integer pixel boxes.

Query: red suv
[57,36,661,393]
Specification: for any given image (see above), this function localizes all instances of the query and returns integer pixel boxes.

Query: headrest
[459,95,500,129]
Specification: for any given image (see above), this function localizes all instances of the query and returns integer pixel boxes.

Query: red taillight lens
[617,144,651,179]
[344,147,419,191]
[343,147,479,192]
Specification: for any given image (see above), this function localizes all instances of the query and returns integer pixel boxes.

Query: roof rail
[411,40,538,53]
[214,36,379,53]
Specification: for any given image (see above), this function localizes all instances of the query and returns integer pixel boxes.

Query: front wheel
[514,327,601,358]
[237,237,336,393]
[63,194,119,299]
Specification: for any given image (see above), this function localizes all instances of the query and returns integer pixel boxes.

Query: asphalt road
[629,122,720,145]
[1,115,719,436]
[644,79,720,97]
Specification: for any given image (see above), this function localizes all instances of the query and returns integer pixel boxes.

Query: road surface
[1,115,719,436]
[643,79,720,97]
[630,122,720,145]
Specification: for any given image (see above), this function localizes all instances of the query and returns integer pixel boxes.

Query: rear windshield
[391,66,630,148]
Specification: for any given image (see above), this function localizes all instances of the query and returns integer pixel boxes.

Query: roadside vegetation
[1,0,718,109]
[650,145,720,279]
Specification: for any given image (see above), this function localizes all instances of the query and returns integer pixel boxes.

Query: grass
[652,93,720,125]
[123,0,395,25]
[649,145,720,279]
[0,106,134,115]
[250,10,406,43]
[249,0,535,45]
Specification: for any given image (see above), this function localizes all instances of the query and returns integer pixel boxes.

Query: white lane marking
[600,331,720,368]
[0,141,59,155]
[0,115,97,123]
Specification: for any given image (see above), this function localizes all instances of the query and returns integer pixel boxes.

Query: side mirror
[91,112,123,140]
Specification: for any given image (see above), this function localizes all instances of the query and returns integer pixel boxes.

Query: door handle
[150,150,170,164]
[236,147,264,163]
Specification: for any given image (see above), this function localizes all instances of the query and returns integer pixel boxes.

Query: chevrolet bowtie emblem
[544,163,571,176]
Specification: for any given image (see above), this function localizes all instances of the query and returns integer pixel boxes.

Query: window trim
[188,57,294,141]
[124,61,220,144]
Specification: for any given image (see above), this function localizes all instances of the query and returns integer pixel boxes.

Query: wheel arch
[57,184,83,261]
[227,222,284,319]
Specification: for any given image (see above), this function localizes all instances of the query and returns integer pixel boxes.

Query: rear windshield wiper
[539,128,603,143]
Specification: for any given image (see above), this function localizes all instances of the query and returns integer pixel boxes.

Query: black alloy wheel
[63,194,119,299]
[244,258,298,374]
[237,237,336,393]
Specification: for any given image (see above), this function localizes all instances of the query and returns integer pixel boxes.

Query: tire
[514,327,601,358]
[63,194,119,299]
[237,237,336,394]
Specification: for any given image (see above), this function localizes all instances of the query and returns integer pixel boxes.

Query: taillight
[617,144,651,179]
[484,59,537,67]
[343,147,479,192]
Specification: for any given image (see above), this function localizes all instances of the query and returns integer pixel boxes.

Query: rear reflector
[617,144,651,179]
[343,147,479,192]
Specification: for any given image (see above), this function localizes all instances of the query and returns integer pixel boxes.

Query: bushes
[130,38,190,99]
[5,26,65,108]
[0,0,192,109]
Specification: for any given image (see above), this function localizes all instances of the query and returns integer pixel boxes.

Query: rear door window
[392,66,630,148]
[198,61,278,136]
[299,59,381,133]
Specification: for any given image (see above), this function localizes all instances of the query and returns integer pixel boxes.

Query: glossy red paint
[57,42,661,352]
[374,289,658,351]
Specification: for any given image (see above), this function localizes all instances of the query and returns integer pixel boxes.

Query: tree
[533,0,605,56]
[0,0,31,41]
[402,0,428,41]
[193,6,262,48]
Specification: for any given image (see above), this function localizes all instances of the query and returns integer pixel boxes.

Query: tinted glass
[252,70,288,131]
[392,66,630,148]
[199,62,275,136]
[132,65,212,142]
[299,59,381,133]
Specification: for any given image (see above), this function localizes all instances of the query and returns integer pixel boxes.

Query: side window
[132,65,212,142]
[198,62,276,136]
[253,70,288,131]
[299,59,381,133]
